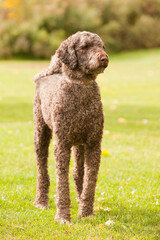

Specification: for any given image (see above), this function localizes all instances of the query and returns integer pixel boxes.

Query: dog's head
[57,31,109,76]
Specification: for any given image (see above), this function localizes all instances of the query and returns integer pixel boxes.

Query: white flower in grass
[104,207,111,212]
[131,189,136,194]
[105,219,114,226]
[2,196,6,200]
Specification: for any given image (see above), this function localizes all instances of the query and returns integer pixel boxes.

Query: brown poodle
[33,31,109,223]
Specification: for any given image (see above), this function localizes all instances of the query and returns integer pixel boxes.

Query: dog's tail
[33,53,62,83]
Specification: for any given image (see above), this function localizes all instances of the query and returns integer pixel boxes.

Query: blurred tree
[1,0,32,22]
[0,0,160,58]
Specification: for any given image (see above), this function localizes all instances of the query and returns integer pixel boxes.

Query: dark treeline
[0,0,160,58]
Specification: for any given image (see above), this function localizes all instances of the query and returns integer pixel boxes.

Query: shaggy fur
[33,31,109,223]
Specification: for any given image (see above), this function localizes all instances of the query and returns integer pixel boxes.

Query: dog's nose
[100,55,108,63]
[99,54,109,67]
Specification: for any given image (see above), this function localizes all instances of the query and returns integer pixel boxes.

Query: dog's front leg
[54,142,71,223]
[78,143,101,218]
[72,145,85,201]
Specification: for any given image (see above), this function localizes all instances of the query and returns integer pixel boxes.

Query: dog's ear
[57,38,77,70]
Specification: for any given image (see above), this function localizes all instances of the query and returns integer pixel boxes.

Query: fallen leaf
[142,119,148,124]
[94,206,104,211]
[110,105,117,110]
[121,180,127,184]
[104,130,110,135]
[97,197,104,202]
[99,224,104,229]
[68,223,74,227]
[112,135,121,140]
[101,150,110,156]
[8,130,13,135]
[13,226,24,230]
[117,118,127,124]
[136,121,140,126]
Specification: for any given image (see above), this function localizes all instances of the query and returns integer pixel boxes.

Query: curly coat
[33,31,109,223]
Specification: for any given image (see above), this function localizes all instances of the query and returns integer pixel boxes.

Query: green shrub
[131,15,160,49]
[0,0,160,58]
[99,21,123,52]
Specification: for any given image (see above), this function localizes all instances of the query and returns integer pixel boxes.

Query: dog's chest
[40,81,103,144]
[58,83,102,121]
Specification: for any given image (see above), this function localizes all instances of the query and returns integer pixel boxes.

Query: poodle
[33,31,109,223]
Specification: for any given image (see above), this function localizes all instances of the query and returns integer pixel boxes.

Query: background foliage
[0,0,160,58]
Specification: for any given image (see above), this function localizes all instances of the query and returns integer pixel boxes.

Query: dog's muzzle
[99,53,109,68]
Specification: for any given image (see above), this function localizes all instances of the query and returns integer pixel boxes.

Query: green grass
[0,48,160,239]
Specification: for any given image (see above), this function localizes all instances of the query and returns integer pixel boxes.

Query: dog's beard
[84,65,106,75]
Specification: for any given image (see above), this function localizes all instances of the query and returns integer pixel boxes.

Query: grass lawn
[0,48,160,239]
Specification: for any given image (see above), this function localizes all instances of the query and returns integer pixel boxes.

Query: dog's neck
[62,64,97,85]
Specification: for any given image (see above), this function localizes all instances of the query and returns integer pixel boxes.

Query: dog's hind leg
[33,96,52,209]
[78,143,101,218]
[72,145,84,201]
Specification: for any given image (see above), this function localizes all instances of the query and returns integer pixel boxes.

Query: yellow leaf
[101,150,110,157]
[136,121,140,126]
[98,224,104,229]
[94,206,104,211]
[97,197,104,202]
[112,135,121,140]
[8,130,13,135]
[2,0,20,9]
[121,180,127,184]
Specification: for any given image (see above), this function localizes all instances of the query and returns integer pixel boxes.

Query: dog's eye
[81,45,89,50]
[103,46,106,50]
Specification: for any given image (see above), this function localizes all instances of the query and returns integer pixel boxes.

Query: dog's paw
[55,214,71,224]
[78,211,96,218]
[33,201,48,210]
